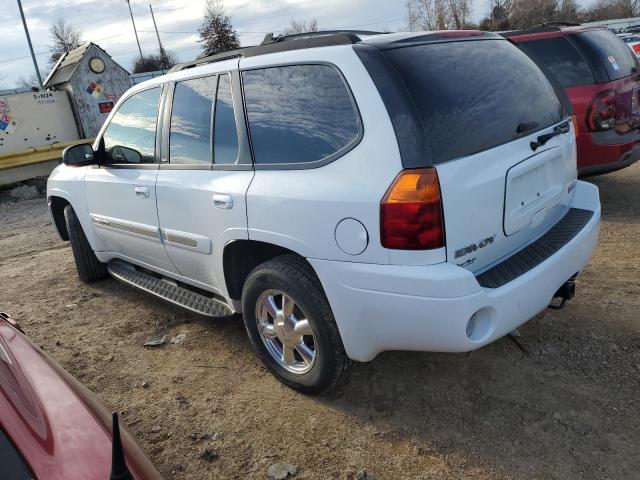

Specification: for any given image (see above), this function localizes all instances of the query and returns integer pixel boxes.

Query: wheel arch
[48,195,71,241]
[222,240,319,303]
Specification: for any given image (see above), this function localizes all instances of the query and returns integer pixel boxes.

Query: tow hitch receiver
[548,278,576,310]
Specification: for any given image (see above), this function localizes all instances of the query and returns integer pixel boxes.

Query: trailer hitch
[548,278,576,310]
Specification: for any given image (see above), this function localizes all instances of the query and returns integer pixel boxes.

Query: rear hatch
[568,28,640,134]
[383,37,576,273]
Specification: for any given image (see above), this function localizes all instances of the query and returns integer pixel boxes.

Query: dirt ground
[0,165,639,480]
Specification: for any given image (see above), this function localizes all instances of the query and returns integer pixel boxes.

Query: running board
[107,261,232,317]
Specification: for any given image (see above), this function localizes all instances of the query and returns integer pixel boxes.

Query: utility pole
[149,4,166,64]
[16,0,43,89]
[126,0,143,59]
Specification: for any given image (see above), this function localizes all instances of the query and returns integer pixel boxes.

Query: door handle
[212,193,233,210]
[134,186,149,199]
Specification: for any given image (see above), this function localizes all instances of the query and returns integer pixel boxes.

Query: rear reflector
[586,89,616,131]
[380,168,444,250]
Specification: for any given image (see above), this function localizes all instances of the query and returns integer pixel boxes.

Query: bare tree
[581,0,624,21]
[617,0,640,17]
[284,19,319,35]
[407,0,473,30]
[407,0,450,30]
[199,0,240,56]
[49,18,83,67]
[449,0,473,28]
[509,0,558,29]
[15,71,48,89]
[557,0,580,22]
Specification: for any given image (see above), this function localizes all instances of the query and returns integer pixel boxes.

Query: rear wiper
[530,121,571,151]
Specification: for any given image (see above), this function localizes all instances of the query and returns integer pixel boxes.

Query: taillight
[380,168,444,250]
[586,89,616,131]
[571,114,579,137]
[633,44,640,53]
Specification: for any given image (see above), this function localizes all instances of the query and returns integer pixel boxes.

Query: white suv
[47,31,601,393]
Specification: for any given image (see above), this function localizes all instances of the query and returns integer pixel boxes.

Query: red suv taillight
[380,168,444,250]
[586,89,616,131]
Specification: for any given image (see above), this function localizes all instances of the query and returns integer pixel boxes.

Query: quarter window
[170,77,216,165]
[213,74,239,164]
[242,65,360,165]
[102,87,160,164]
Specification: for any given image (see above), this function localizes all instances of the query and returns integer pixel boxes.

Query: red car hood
[0,314,161,480]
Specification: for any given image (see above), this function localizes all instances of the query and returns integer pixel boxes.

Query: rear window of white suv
[384,40,565,164]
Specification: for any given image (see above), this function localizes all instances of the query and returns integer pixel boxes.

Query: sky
[0,0,596,88]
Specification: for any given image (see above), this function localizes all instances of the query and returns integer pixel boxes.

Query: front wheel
[64,205,108,283]
[241,255,352,394]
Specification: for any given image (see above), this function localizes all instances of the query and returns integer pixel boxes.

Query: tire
[64,205,108,283]
[241,254,352,394]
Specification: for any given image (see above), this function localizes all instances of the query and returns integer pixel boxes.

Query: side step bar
[107,261,232,317]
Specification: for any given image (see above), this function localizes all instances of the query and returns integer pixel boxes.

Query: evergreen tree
[199,0,240,56]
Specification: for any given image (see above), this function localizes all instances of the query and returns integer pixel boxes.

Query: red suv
[503,25,640,176]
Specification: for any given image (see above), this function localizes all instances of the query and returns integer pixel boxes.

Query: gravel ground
[0,166,638,479]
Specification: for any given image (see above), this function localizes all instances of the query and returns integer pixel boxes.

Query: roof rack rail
[261,29,387,45]
[532,21,581,28]
[170,32,371,73]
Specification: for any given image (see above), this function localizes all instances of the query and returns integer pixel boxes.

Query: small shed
[44,43,131,138]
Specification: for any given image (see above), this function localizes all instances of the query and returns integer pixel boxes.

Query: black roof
[170,31,380,72]
[170,29,501,72]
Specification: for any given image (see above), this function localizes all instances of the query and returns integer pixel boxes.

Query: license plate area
[504,150,565,236]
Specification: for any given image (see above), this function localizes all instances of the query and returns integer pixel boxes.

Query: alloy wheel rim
[255,289,317,374]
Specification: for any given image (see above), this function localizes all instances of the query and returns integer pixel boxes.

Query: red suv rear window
[572,29,639,81]
[519,36,595,88]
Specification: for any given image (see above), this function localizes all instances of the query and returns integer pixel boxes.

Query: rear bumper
[309,181,600,362]
[577,131,640,177]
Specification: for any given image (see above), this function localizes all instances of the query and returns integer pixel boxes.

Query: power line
[0,34,125,65]
[0,16,407,66]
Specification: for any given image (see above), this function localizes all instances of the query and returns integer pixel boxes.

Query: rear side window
[170,76,215,165]
[384,40,564,164]
[242,64,361,165]
[573,29,639,81]
[519,37,595,88]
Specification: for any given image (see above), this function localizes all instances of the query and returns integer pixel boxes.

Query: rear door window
[519,36,595,88]
[170,76,216,165]
[572,29,639,80]
[384,40,564,164]
[242,64,361,165]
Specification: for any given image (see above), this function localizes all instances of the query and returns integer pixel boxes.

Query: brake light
[380,168,444,250]
[633,44,640,53]
[586,89,616,131]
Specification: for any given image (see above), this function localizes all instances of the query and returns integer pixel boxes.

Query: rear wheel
[241,255,352,394]
[64,205,107,283]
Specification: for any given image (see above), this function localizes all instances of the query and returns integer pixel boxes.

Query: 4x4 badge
[455,234,496,259]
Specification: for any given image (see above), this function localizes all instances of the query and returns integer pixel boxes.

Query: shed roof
[43,42,127,88]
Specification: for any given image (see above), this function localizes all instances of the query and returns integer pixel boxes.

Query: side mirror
[62,143,96,166]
